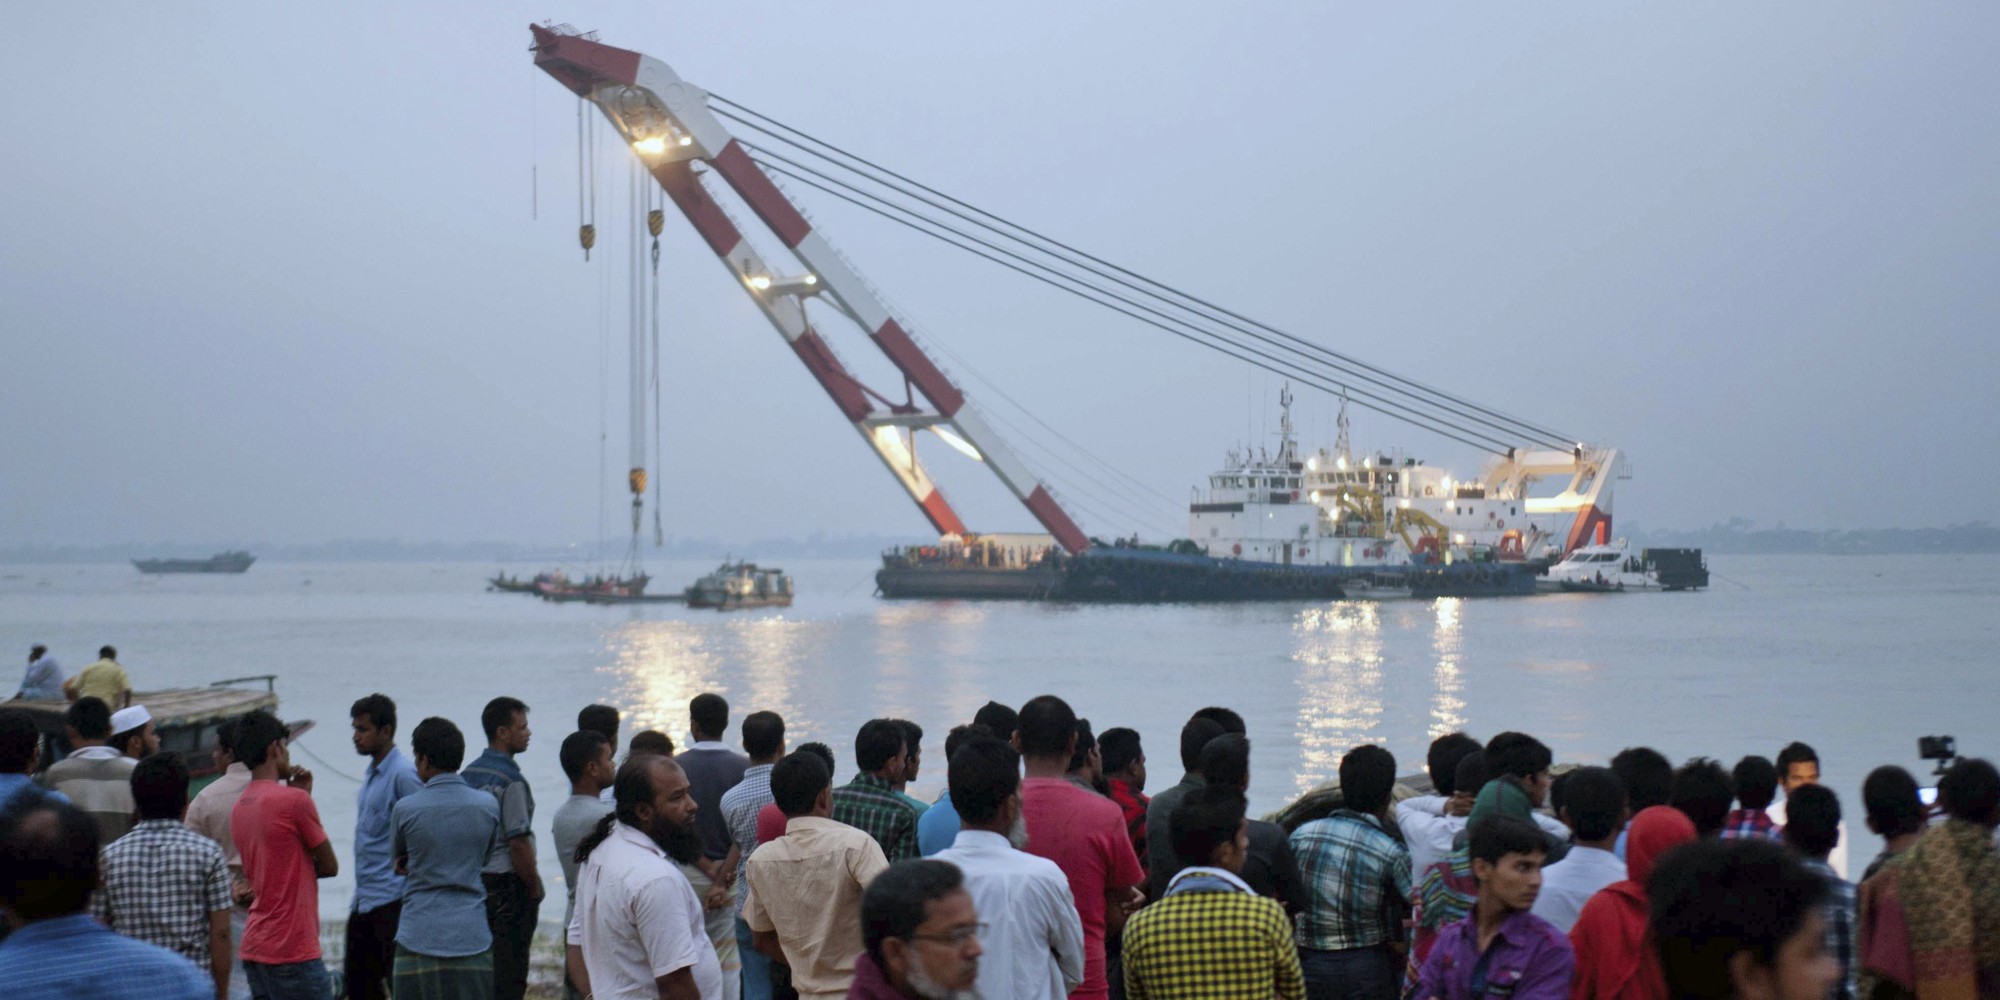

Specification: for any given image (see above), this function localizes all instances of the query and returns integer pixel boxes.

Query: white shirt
[567,821,724,1000]
[1767,797,1850,879]
[1530,844,1625,932]
[931,829,1085,1000]
[1395,795,1572,878]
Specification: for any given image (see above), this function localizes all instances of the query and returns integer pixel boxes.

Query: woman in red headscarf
[1568,805,1699,1000]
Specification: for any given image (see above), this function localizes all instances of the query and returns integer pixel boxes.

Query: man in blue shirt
[392,717,503,1000]
[917,724,993,857]
[16,645,64,702]
[0,710,66,813]
[347,694,422,1000]
[0,798,209,1000]
[463,696,540,1000]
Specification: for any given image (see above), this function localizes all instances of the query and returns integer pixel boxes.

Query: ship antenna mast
[1277,381,1296,465]
[1334,387,1351,464]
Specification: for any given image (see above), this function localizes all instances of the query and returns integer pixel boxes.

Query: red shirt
[1020,776,1145,1000]
[231,779,328,964]
[756,801,787,845]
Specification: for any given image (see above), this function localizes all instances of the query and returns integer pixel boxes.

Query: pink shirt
[756,802,787,845]
[1020,777,1145,1000]
[231,779,328,964]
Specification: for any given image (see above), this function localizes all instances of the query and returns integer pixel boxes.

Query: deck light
[632,136,668,155]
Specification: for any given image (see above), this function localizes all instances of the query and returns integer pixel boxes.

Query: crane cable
[650,181,666,547]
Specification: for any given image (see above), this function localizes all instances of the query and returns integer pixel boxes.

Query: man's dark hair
[1783,784,1842,858]
[410,717,466,772]
[742,711,785,761]
[0,709,39,774]
[1775,741,1819,775]
[1067,719,1096,773]
[1340,744,1397,815]
[949,737,1021,825]
[1016,695,1077,758]
[797,741,835,774]
[233,710,289,769]
[1561,766,1628,842]
[972,701,1018,741]
[481,696,527,741]
[629,730,674,757]
[111,723,150,758]
[30,644,46,660]
[1862,765,1926,839]
[1178,717,1227,773]
[0,799,101,919]
[1470,813,1547,867]
[560,730,610,782]
[690,693,729,740]
[213,719,240,764]
[131,752,191,821]
[861,860,964,965]
[577,704,620,743]
[1731,756,1779,812]
[1198,733,1251,791]
[1170,784,1247,869]
[896,719,924,754]
[349,693,396,733]
[99,645,117,660]
[1671,757,1736,838]
[1939,757,2000,825]
[65,697,112,741]
[1454,751,1490,799]
[578,755,687,865]
[1550,770,1576,817]
[943,724,992,766]
[772,750,832,817]
[1650,838,1828,1000]
[1611,746,1674,810]
[1485,732,1553,781]
[1191,706,1247,736]
[855,718,907,774]
[1100,727,1143,776]
[1426,732,1483,796]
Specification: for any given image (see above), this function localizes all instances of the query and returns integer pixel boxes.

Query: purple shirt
[1413,908,1574,1000]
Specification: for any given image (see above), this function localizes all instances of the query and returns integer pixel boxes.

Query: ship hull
[1061,548,1350,602]
[133,554,255,574]
[876,563,1063,600]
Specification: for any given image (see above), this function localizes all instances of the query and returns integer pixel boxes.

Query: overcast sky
[4,2,1995,547]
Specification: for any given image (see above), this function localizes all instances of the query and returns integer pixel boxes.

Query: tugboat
[1541,540,1710,593]
[685,561,794,610]
[133,551,256,574]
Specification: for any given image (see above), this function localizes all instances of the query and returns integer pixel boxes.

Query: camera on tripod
[1919,735,1958,776]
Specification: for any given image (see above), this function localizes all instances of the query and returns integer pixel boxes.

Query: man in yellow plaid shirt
[1123,785,1304,999]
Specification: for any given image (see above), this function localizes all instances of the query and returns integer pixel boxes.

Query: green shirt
[831,773,920,862]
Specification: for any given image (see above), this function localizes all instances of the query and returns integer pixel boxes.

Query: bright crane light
[632,136,668,155]
[930,426,984,462]
[747,275,772,290]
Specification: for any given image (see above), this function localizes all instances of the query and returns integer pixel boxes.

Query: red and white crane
[530,24,1089,554]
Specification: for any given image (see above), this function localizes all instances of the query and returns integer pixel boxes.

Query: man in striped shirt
[1291,744,1412,1000]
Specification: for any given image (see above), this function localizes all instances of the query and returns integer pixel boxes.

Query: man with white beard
[849,860,987,1000]
[929,737,1085,1000]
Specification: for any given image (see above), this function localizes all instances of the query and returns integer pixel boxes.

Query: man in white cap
[111,704,159,761]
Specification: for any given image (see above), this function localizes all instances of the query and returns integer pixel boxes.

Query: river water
[3,553,1990,916]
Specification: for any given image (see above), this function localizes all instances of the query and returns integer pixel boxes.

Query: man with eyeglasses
[849,860,983,1000]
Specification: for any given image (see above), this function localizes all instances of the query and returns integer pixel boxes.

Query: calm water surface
[3,553,1991,915]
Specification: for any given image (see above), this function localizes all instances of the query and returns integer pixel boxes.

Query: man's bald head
[0,800,100,921]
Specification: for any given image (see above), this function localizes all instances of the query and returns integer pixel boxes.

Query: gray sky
[5,2,1995,546]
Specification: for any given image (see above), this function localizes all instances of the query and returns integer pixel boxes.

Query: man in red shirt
[230,710,339,1000]
[1015,696,1145,1000]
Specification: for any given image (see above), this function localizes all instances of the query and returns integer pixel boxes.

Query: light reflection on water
[607,616,814,741]
[1430,598,1467,740]
[1291,601,1384,796]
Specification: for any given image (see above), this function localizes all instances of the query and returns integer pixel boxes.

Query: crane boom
[530,24,1089,554]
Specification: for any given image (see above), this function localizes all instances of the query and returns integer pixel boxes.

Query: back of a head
[972,701,1018,742]
[1485,731,1552,781]
[214,720,240,763]
[481,696,526,741]
[411,717,466,773]
[741,711,785,760]
[1427,732,1483,797]
[861,860,963,966]
[896,719,924,754]
[797,741,836,775]
[560,730,610,782]
[1191,706,1247,736]
[1067,719,1095,773]
[1469,813,1547,867]
[349,693,396,733]
[1197,732,1251,791]
[1178,717,1227,773]
[0,709,38,774]
[1649,838,1828,1000]
[943,724,992,766]
[949,737,1021,826]
[690,693,729,739]
[628,730,675,757]
[577,704,620,743]
[772,750,832,817]
[1939,757,2000,826]
[99,645,116,660]
[1099,727,1143,776]
[1562,766,1628,842]
[1453,751,1490,799]
[1171,784,1248,870]
[1670,757,1736,837]
[1862,765,1926,838]
[1016,695,1077,759]
[233,709,288,769]
[1731,755,1778,812]
[1339,743,1397,815]
[1782,784,1841,858]
[854,718,906,773]
[131,751,191,821]
[0,798,101,920]
[30,644,46,660]
[66,696,112,741]
[1611,746,1674,810]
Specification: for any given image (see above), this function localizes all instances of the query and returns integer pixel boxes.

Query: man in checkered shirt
[832,718,922,862]
[94,752,234,1000]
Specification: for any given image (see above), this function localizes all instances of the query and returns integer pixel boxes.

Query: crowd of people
[2,659,1998,1000]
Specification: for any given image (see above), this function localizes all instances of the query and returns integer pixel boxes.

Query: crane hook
[579,223,596,259]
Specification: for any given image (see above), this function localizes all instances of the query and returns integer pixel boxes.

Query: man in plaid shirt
[832,718,921,861]
[1290,744,1412,1000]
[1783,785,1855,1000]
[1721,755,1784,841]
[95,752,234,1000]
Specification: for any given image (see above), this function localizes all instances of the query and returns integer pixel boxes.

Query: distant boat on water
[132,550,256,574]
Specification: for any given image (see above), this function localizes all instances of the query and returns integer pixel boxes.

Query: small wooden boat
[13,674,313,787]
